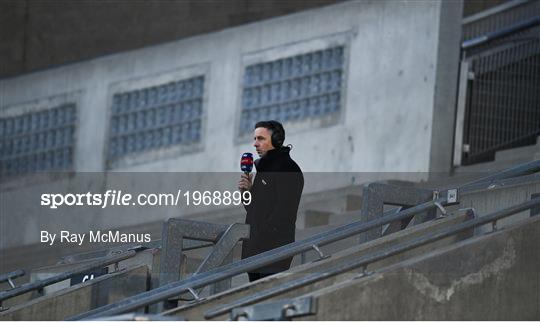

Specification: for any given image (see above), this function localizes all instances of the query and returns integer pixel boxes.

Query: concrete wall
[0,1,463,250]
[0,0,462,173]
[297,215,540,320]
[0,264,149,321]
[0,0,342,79]
[164,211,475,320]
[0,0,506,79]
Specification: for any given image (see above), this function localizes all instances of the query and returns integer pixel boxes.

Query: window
[107,76,204,164]
[240,46,345,134]
[0,104,77,177]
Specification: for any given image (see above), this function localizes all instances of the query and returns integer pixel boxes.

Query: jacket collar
[263,146,290,159]
[255,146,290,171]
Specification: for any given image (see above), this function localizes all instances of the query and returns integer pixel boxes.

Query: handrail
[59,239,211,264]
[462,0,530,25]
[205,199,540,318]
[461,160,540,190]
[0,251,135,303]
[0,270,24,284]
[462,16,540,50]
[0,270,25,290]
[71,159,540,320]
[69,198,448,320]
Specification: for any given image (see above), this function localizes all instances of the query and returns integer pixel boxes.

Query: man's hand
[238,173,253,192]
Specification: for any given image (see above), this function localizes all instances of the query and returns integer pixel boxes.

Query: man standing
[238,120,304,282]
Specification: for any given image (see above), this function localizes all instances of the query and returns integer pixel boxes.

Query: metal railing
[57,239,211,264]
[462,0,539,43]
[69,198,449,320]
[461,159,540,189]
[0,270,25,290]
[0,221,247,315]
[69,160,540,320]
[0,251,136,308]
[462,16,540,50]
[454,4,540,166]
[215,198,540,320]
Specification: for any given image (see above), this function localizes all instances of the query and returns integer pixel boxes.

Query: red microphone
[240,153,254,174]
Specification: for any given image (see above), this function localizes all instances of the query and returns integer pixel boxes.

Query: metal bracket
[7,278,15,289]
[0,270,24,290]
[434,201,447,218]
[491,220,498,233]
[458,207,478,219]
[311,244,330,262]
[353,265,372,279]
[230,296,316,321]
[186,288,204,302]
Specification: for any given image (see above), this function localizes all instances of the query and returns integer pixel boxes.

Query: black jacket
[241,146,304,274]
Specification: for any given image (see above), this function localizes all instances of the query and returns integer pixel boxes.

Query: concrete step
[0,186,363,280]
[293,215,540,320]
[162,210,476,320]
[0,265,149,321]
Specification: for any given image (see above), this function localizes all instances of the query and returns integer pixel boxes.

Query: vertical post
[159,219,184,287]
[453,59,470,167]
[359,184,383,243]
[158,220,184,310]
[359,183,435,244]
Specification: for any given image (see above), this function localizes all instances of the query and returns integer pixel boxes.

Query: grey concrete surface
[0,264,149,321]
[163,210,474,320]
[28,248,157,296]
[0,0,342,79]
[454,175,540,234]
[428,0,463,175]
[0,1,454,174]
[295,215,540,320]
[1,0,462,253]
[0,184,360,274]
[0,0,504,79]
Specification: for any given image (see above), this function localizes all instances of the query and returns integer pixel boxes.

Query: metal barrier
[58,239,211,265]
[454,1,540,166]
[69,197,451,320]
[89,313,181,321]
[462,0,539,45]
[220,198,539,320]
[69,160,540,320]
[0,219,248,314]
[0,270,25,290]
[461,159,540,188]
[0,251,136,309]
[360,160,540,243]
[462,16,540,49]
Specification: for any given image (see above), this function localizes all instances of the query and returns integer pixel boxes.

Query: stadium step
[163,210,476,320]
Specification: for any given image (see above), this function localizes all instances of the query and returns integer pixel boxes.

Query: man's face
[253,127,275,157]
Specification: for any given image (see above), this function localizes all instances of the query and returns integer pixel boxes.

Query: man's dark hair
[255,120,285,148]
